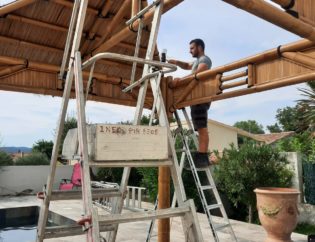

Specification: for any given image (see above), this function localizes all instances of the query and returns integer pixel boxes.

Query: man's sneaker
[184,152,210,170]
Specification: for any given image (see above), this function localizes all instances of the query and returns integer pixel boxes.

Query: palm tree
[297,81,315,131]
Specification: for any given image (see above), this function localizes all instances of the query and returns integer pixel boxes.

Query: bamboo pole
[247,64,255,87]
[175,72,315,109]
[221,78,247,90]
[0,0,36,16]
[0,55,127,83]
[92,0,184,55]
[93,0,132,50]
[221,70,247,82]
[270,0,295,9]
[282,52,315,69]
[0,56,27,65]
[215,73,222,94]
[0,65,25,77]
[222,0,315,42]
[169,38,314,90]
[6,14,68,32]
[0,36,64,53]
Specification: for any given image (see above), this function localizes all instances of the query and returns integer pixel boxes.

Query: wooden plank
[99,206,190,224]
[89,159,173,168]
[44,224,114,239]
[94,124,168,161]
[50,189,121,200]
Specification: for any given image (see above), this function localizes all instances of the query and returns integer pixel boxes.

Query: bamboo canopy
[0,0,182,108]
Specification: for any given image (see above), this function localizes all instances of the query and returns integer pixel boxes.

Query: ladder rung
[214,223,230,231]
[99,206,190,225]
[50,188,121,200]
[89,159,173,168]
[44,224,115,239]
[206,204,222,210]
[200,185,213,190]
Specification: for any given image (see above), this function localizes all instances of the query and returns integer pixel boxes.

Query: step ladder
[172,108,238,242]
[36,1,204,241]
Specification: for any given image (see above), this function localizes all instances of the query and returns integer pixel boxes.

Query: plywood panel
[94,124,168,161]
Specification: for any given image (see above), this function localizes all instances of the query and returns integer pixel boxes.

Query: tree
[234,120,265,134]
[297,81,315,131]
[214,142,293,223]
[32,139,54,159]
[0,151,13,166]
[15,152,49,165]
[275,106,300,132]
[266,123,282,133]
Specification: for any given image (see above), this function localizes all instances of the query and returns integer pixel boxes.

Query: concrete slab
[0,196,308,242]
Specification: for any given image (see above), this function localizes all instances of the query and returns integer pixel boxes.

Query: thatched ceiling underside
[0,0,181,107]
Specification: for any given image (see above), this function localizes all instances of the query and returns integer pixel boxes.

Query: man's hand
[168,77,181,88]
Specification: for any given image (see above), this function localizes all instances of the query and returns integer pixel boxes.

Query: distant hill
[0,147,32,154]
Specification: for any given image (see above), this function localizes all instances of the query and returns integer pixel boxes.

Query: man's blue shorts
[191,103,211,131]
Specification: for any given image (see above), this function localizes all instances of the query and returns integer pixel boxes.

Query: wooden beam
[282,51,315,69]
[222,0,315,42]
[92,0,184,55]
[221,70,247,82]
[169,38,314,89]
[93,0,132,50]
[51,0,98,15]
[0,65,25,77]
[221,78,247,90]
[175,71,315,109]
[0,35,64,53]
[6,14,69,32]
[270,0,295,9]
[0,0,36,16]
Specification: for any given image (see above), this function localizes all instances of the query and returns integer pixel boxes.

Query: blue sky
[0,0,306,147]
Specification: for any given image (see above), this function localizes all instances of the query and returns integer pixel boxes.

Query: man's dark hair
[190,38,205,51]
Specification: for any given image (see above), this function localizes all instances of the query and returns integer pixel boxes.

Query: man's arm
[168,59,193,70]
[169,61,211,88]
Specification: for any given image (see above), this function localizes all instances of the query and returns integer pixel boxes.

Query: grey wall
[0,166,73,195]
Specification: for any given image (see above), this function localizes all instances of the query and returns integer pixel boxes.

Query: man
[168,38,213,168]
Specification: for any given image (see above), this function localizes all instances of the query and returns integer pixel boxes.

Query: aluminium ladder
[146,108,237,242]
[36,1,204,241]
[173,108,238,242]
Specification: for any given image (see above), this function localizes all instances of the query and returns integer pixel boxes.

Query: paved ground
[0,196,307,242]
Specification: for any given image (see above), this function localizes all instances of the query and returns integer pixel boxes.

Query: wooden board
[94,124,168,161]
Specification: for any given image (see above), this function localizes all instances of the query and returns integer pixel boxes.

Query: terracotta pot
[254,187,300,242]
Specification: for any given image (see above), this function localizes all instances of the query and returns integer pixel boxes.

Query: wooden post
[158,166,170,242]
[215,73,222,94]
[222,0,315,42]
[247,64,255,87]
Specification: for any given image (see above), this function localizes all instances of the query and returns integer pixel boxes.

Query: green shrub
[15,152,49,165]
[214,142,293,223]
[0,151,13,166]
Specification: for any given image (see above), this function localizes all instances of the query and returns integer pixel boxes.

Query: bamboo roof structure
[0,0,181,108]
[1,0,315,114]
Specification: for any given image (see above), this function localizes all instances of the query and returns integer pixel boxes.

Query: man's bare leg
[198,127,209,153]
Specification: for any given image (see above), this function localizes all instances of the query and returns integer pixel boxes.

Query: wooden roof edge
[0,0,36,16]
